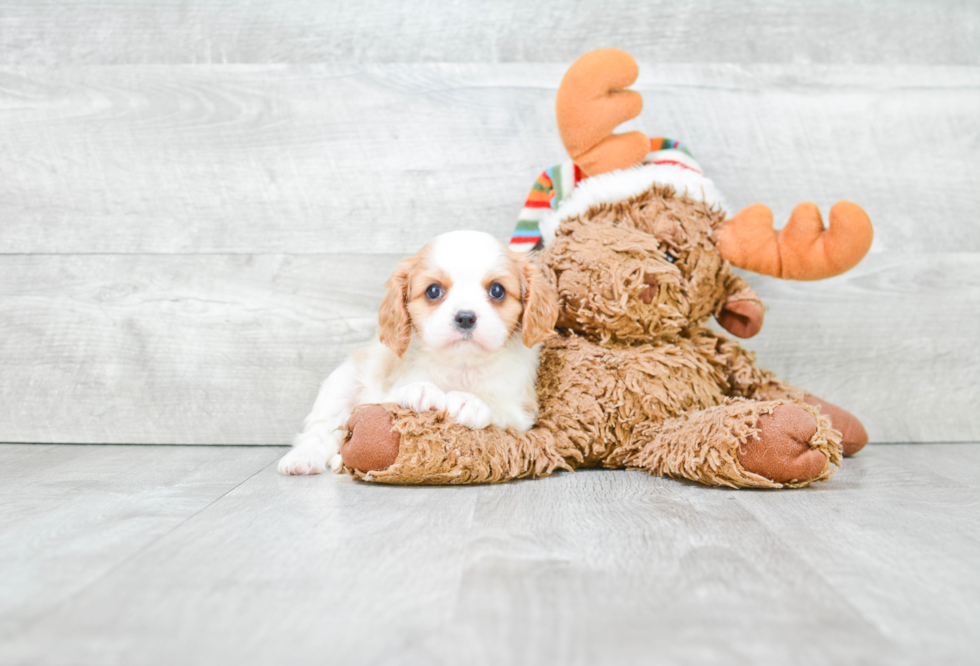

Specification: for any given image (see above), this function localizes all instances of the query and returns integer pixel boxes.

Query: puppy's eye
[488,283,506,301]
[425,284,443,300]
[664,250,679,264]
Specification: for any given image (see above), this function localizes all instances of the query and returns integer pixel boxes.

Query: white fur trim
[559,159,577,197]
[539,163,730,245]
[645,149,703,172]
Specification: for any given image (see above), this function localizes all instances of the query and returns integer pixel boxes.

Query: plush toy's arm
[340,405,581,485]
[714,272,767,338]
[720,272,762,306]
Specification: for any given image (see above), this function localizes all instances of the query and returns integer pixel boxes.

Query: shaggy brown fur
[343,185,846,488]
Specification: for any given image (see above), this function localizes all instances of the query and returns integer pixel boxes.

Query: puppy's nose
[454,310,477,330]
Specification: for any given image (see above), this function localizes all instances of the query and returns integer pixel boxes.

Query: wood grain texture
[733,444,980,663]
[1,252,977,445]
[731,253,980,443]
[0,443,977,665]
[0,444,282,639]
[2,2,978,446]
[1,0,978,66]
[2,4,977,664]
[0,253,401,444]
[1,64,978,255]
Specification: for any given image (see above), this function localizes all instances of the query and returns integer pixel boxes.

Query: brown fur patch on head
[475,249,559,348]
[516,252,560,347]
[379,259,413,357]
[539,184,734,343]
[480,258,525,336]
[378,247,440,357]
[403,260,453,345]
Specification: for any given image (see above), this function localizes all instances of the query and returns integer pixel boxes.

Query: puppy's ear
[519,256,559,348]
[379,256,416,357]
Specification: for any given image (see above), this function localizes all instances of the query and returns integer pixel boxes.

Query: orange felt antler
[718,201,874,280]
[556,48,650,177]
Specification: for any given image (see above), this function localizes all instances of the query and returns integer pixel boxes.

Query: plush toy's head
[541,184,734,343]
[535,48,874,343]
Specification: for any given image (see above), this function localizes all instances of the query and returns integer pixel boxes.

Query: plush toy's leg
[606,399,842,488]
[339,404,581,485]
[801,396,868,456]
[718,335,868,457]
[753,382,868,457]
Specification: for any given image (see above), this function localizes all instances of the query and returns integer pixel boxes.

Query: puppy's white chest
[396,351,508,401]
[439,364,489,393]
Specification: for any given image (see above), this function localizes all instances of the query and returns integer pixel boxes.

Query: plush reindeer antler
[718,201,873,280]
[556,48,651,177]
[556,49,874,279]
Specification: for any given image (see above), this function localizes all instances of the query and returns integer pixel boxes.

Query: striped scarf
[509,138,701,252]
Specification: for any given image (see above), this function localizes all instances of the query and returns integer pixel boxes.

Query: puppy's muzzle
[454,310,477,330]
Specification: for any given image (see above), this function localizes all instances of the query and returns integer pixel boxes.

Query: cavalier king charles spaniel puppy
[279,230,559,475]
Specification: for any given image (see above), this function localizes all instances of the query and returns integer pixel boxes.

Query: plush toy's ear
[714,275,766,338]
[716,300,765,338]
[378,256,416,357]
[519,258,559,348]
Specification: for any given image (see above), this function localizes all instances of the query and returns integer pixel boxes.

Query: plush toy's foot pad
[803,396,868,456]
[737,404,828,484]
[341,406,402,472]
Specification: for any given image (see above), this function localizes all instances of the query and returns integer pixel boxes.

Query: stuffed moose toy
[339,48,873,489]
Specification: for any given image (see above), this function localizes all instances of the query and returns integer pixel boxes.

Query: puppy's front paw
[278,447,327,475]
[445,391,493,429]
[391,381,447,414]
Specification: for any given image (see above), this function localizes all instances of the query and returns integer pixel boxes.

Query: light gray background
[1,1,978,445]
[2,4,980,666]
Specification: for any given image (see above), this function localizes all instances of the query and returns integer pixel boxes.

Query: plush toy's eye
[425,284,443,300]
[488,283,506,301]
[664,250,679,264]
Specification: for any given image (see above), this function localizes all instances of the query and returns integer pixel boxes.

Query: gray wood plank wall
[1,1,978,445]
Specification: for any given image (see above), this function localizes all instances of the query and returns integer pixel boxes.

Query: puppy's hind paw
[278,447,327,476]
[446,391,493,429]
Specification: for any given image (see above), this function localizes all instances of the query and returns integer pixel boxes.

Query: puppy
[278,230,559,475]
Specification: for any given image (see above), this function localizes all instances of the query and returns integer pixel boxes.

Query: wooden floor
[1,443,977,665]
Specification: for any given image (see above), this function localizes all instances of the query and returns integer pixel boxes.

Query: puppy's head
[379,231,558,357]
